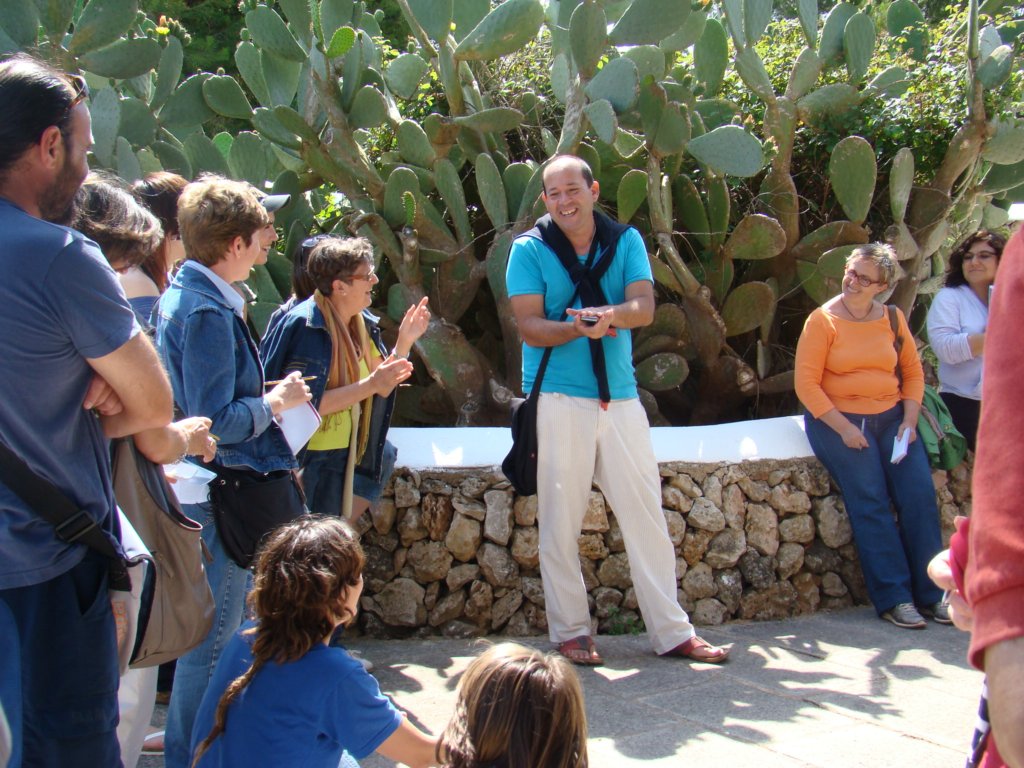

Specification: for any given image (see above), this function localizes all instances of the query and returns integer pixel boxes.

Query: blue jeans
[0,549,120,767]
[302,440,397,516]
[164,502,251,768]
[804,404,944,614]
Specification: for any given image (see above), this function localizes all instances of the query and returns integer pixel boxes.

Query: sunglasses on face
[844,268,883,287]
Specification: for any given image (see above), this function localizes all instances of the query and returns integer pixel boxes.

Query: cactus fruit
[828,136,877,224]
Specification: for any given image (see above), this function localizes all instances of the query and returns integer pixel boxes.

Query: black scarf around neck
[522,210,631,404]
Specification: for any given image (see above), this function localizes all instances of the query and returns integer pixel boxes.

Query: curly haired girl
[189,516,439,768]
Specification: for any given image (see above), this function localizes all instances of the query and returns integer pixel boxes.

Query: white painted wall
[389,415,814,470]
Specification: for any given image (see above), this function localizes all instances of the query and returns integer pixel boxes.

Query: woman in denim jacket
[261,236,429,522]
[153,178,311,768]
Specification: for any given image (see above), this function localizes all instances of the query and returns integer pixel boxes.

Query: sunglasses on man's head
[63,74,89,118]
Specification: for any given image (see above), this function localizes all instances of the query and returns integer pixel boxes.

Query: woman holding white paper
[795,244,946,631]
[261,236,430,522]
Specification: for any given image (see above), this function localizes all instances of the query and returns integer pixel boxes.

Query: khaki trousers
[536,393,695,654]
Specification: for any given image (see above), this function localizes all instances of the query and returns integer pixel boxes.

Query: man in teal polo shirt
[506,154,730,666]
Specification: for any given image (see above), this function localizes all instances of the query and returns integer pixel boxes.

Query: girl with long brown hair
[189,516,438,768]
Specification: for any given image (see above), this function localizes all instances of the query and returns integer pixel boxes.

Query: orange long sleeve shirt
[794,306,925,418]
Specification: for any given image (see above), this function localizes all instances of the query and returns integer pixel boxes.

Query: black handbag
[502,346,554,496]
[208,464,307,568]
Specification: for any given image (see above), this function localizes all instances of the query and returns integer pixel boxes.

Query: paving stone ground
[141,607,981,768]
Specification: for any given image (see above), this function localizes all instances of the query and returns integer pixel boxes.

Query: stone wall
[352,457,972,639]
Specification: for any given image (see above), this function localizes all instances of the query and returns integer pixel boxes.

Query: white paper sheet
[277,401,322,455]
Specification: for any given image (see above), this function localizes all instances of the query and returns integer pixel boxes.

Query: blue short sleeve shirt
[191,623,402,767]
[505,225,652,399]
[0,199,139,588]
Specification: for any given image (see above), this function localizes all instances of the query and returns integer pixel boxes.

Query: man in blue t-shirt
[506,154,731,666]
[0,54,172,766]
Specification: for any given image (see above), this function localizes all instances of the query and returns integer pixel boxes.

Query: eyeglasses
[844,268,883,287]
[963,250,997,262]
[62,74,89,119]
[346,267,376,283]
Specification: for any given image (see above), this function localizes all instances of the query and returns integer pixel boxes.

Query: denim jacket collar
[171,261,239,313]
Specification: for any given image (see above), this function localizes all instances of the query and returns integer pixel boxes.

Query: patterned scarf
[313,290,373,461]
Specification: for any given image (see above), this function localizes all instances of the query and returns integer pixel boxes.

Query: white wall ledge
[389,416,814,470]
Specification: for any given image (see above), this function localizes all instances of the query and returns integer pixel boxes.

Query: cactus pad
[744,0,773,47]
[687,125,766,178]
[635,352,690,390]
[584,99,618,145]
[819,3,856,62]
[828,136,876,224]
[327,25,356,58]
[724,214,788,260]
[608,0,691,46]
[455,108,525,134]
[617,169,649,223]
[80,38,163,80]
[453,0,544,61]
[786,48,823,100]
[385,52,429,99]
[202,75,254,120]
[570,1,608,80]
[397,120,436,168]
[245,7,306,62]
[722,281,775,337]
[476,152,509,229]
[797,83,860,127]
[843,12,875,84]
[406,0,453,43]
[977,46,1014,90]
[585,57,640,113]
[69,0,138,56]
[695,18,729,96]
[889,147,914,224]
[797,0,818,48]
[674,175,711,248]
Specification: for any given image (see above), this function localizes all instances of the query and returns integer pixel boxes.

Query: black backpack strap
[0,439,123,565]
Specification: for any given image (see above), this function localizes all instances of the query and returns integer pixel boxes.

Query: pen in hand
[264,375,317,387]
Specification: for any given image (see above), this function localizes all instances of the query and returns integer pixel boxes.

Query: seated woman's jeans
[804,403,944,614]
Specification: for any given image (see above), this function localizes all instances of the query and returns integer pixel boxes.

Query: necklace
[839,295,872,321]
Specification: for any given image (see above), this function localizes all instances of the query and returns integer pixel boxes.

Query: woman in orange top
[795,244,946,630]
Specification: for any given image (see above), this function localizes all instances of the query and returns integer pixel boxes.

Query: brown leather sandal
[557,635,605,666]
[661,636,730,663]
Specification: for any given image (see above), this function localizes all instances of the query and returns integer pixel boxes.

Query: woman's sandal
[661,635,730,664]
[557,635,605,666]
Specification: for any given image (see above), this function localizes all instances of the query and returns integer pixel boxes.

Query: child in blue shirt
[189,516,439,768]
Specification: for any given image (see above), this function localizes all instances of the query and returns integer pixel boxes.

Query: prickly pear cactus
[5,0,1020,427]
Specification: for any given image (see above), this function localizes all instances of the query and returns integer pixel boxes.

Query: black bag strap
[529,285,581,398]
[886,305,904,387]
[0,439,125,569]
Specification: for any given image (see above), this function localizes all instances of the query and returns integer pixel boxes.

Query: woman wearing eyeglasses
[926,231,1005,451]
[795,244,947,630]
[261,236,430,522]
